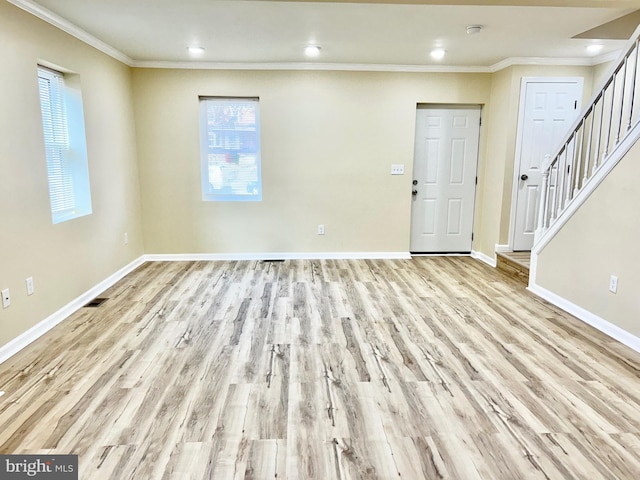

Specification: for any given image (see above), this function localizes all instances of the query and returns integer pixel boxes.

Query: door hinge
[471,232,474,241]
[475,176,478,185]
[574,100,577,110]
[479,116,482,126]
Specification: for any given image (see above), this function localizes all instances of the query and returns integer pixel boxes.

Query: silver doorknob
[412,190,418,196]
[520,174,528,181]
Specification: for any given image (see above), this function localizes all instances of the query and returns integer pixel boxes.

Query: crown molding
[487,53,619,72]
[132,53,621,73]
[8,0,134,66]
[10,0,621,74]
[130,60,494,73]
[591,49,623,65]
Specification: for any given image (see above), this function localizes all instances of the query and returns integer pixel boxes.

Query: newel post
[536,155,551,237]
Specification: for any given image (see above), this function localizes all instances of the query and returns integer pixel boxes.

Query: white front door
[512,78,582,251]
[410,105,481,253]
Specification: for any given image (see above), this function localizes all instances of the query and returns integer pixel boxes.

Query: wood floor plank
[2,257,640,478]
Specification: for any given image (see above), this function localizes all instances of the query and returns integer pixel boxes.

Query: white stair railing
[536,26,640,248]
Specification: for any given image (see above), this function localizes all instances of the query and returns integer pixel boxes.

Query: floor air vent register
[84,297,109,308]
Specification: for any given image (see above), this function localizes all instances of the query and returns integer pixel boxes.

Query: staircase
[533,24,640,255]
[497,251,530,285]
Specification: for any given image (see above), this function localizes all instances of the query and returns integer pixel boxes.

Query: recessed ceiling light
[187,46,205,56]
[305,45,322,57]
[430,48,446,60]
[586,44,604,54]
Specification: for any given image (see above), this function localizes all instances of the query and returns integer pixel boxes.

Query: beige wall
[132,68,493,254]
[536,138,640,337]
[131,65,595,259]
[475,67,512,256]
[592,59,616,91]
[0,2,143,346]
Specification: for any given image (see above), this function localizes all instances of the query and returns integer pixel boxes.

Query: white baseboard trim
[494,244,511,253]
[528,282,640,354]
[471,250,496,267]
[0,255,146,365]
[528,252,539,290]
[411,253,470,257]
[143,252,412,261]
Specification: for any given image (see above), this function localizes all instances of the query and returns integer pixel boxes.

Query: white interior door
[410,105,481,253]
[512,78,582,251]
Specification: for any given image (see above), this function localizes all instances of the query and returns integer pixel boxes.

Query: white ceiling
[10,0,640,70]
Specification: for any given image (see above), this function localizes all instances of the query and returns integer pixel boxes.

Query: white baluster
[550,163,558,222]
[604,71,616,157]
[617,56,628,144]
[628,39,639,131]
[564,137,574,207]
[556,147,567,217]
[593,92,605,175]
[573,121,584,198]
[583,107,594,188]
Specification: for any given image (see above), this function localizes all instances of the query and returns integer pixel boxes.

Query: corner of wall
[0,256,146,365]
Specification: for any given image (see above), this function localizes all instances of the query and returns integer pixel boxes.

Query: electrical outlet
[391,164,405,175]
[124,232,129,245]
[26,277,34,296]
[317,224,325,235]
[1,288,10,308]
[609,275,618,294]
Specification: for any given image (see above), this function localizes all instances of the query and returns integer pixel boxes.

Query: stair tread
[496,252,530,286]
[496,251,531,269]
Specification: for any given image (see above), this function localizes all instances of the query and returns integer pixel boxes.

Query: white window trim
[199,97,262,202]
[37,65,92,223]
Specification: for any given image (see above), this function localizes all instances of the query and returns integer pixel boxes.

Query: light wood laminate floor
[1,257,640,479]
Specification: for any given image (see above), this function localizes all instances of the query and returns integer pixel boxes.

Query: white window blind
[199,97,262,201]
[37,65,91,223]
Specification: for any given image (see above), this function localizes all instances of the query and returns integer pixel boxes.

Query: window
[37,65,91,223]
[199,97,262,201]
